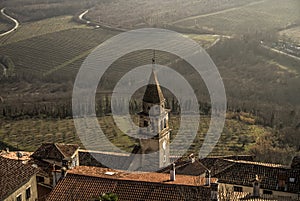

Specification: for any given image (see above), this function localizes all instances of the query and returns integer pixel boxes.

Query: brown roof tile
[214,159,300,193]
[158,157,208,176]
[0,156,38,200]
[32,143,79,161]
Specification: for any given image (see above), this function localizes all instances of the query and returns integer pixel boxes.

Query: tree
[91,193,118,201]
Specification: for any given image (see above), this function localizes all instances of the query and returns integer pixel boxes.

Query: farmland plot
[175,0,300,35]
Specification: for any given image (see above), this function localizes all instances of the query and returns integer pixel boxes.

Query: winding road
[0,8,19,37]
[77,9,126,32]
[79,9,89,21]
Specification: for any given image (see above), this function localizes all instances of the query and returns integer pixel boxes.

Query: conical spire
[142,70,165,104]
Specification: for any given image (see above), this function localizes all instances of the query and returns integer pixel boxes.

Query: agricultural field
[0,24,221,81]
[0,22,11,34]
[0,28,117,76]
[0,15,88,45]
[279,26,300,44]
[174,0,300,35]
[85,0,253,29]
[0,114,268,157]
[0,0,299,165]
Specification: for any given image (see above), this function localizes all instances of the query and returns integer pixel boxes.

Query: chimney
[211,182,219,201]
[205,170,211,186]
[61,167,67,179]
[291,156,300,169]
[253,175,260,197]
[188,153,196,163]
[170,163,176,181]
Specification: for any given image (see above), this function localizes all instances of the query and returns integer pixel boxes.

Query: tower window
[164,119,167,128]
[144,121,148,127]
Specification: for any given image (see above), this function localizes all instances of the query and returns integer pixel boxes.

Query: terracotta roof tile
[67,166,216,186]
[0,151,32,161]
[47,166,213,201]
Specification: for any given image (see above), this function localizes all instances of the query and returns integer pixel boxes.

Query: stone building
[0,156,38,201]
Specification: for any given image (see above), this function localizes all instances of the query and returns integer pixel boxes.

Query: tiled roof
[0,150,32,161]
[214,159,300,193]
[159,155,254,176]
[32,143,79,160]
[0,156,38,200]
[158,157,208,176]
[67,166,217,186]
[47,166,213,201]
[55,143,79,158]
[200,157,235,176]
[79,149,132,170]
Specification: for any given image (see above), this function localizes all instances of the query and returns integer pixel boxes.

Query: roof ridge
[54,143,68,159]
[223,159,289,169]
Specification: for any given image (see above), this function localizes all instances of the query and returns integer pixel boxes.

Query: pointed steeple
[143,70,165,104]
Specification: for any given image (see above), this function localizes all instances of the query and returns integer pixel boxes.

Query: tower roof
[143,70,165,104]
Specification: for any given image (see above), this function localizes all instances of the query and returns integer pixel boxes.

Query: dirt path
[0,8,19,36]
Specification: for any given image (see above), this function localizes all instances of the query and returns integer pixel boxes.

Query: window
[144,120,148,127]
[163,155,166,162]
[16,194,22,201]
[289,177,296,183]
[164,119,167,128]
[26,187,31,199]
[263,190,273,195]
[233,186,243,192]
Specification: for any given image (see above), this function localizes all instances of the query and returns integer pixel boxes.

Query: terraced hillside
[0,28,116,77]
[0,22,11,34]
[0,15,88,45]
[86,0,253,29]
[174,0,300,35]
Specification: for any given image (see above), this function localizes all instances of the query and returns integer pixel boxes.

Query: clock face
[162,140,167,150]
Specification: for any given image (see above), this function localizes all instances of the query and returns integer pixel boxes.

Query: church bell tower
[137,56,171,169]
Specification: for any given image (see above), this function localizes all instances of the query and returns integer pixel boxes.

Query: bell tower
[137,56,170,169]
